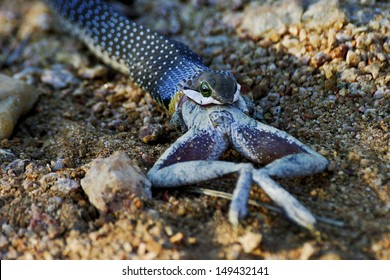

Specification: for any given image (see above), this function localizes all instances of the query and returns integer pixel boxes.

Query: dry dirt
[0,0,389,259]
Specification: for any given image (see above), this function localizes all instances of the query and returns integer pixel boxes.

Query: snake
[45,0,241,115]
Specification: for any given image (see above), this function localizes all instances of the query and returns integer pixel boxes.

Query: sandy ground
[0,0,389,259]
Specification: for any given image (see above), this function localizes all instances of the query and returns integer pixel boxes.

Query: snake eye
[200,81,211,97]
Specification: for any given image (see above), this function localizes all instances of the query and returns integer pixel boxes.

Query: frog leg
[229,120,329,229]
[147,127,255,225]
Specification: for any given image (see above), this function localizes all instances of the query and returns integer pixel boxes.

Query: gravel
[0,0,388,260]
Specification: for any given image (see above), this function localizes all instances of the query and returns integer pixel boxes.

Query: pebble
[330,44,348,59]
[5,159,27,176]
[51,158,69,171]
[373,87,388,99]
[238,232,262,253]
[0,74,40,140]
[28,204,62,238]
[78,65,107,79]
[41,66,80,89]
[56,52,89,69]
[302,0,346,31]
[17,2,50,39]
[340,68,358,83]
[138,123,163,144]
[169,232,185,244]
[299,242,316,260]
[346,50,360,67]
[0,149,16,163]
[239,0,302,38]
[80,151,152,213]
[363,63,381,79]
[0,234,8,249]
[311,52,330,68]
[51,178,79,194]
[319,252,341,260]
[12,67,43,85]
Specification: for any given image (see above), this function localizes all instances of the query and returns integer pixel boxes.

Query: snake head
[183,71,240,105]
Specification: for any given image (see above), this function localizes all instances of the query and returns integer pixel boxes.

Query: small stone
[238,232,262,253]
[0,149,16,163]
[17,2,50,39]
[363,63,381,79]
[376,53,386,62]
[299,242,316,260]
[346,50,360,67]
[138,123,163,143]
[309,33,321,48]
[1,224,14,236]
[0,74,40,140]
[319,252,341,260]
[51,158,68,171]
[311,52,330,68]
[56,52,89,69]
[239,76,254,87]
[170,232,185,244]
[187,237,197,244]
[92,102,105,114]
[78,65,107,79]
[41,66,80,89]
[51,178,79,193]
[340,68,358,83]
[331,44,349,59]
[373,87,388,99]
[0,234,8,249]
[5,159,27,176]
[239,0,303,38]
[302,0,346,31]
[28,204,63,238]
[80,151,152,213]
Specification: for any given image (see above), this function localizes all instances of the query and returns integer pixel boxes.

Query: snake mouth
[213,83,241,104]
[183,84,241,106]
[183,89,222,105]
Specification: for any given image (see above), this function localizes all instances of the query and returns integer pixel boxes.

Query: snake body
[46,0,240,114]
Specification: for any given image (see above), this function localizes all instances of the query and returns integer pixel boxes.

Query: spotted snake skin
[46,0,234,111]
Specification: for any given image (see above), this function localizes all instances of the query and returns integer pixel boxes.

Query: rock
[340,68,358,83]
[78,65,107,79]
[0,149,16,163]
[50,158,69,171]
[331,44,349,59]
[0,74,40,140]
[5,159,27,175]
[363,62,381,79]
[346,50,360,67]
[13,67,43,85]
[302,0,346,31]
[299,242,316,260]
[238,232,262,253]
[51,178,79,193]
[138,123,163,143]
[169,232,185,244]
[28,204,63,238]
[17,2,50,39]
[239,0,303,38]
[373,87,389,99]
[81,151,152,213]
[311,52,330,68]
[41,66,80,89]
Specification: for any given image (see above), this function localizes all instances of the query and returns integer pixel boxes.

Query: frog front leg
[147,126,255,225]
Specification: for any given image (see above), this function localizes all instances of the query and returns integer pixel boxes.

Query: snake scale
[45,0,240,114]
